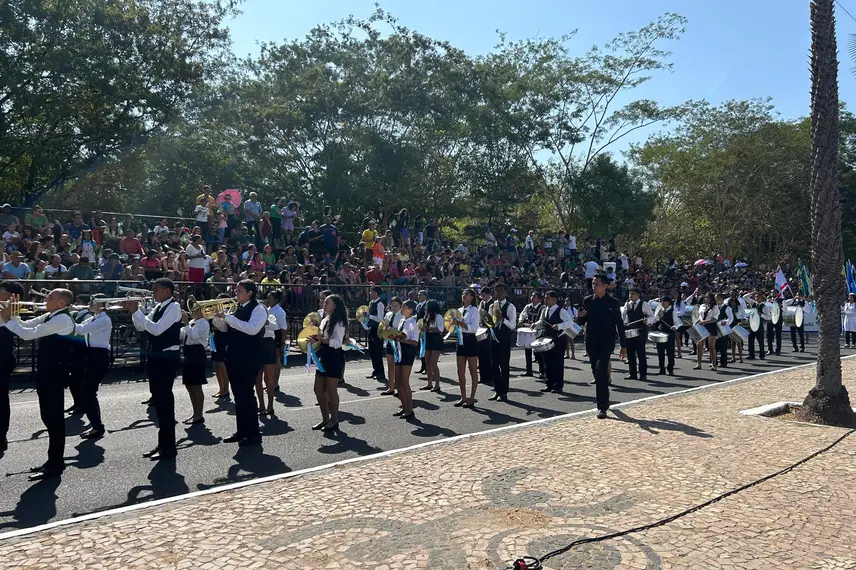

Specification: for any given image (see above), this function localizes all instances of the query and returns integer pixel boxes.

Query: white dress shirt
[736,296,747,319]
[133,299,182,351]
[494,298,517,331]
[460,304,480,333]
[269,304,287,330]
[384,311,403,330]
[320,316,346,349]
[75,312,113,350]
[543,305,574,330]
[428,314,444,332]
[181,318,210,348]
[214,301,267,336]
[719,305,734,325]
[400,316,419,342]
[698,304,720,324]
[368,301,385,324]
[4,309,74,340]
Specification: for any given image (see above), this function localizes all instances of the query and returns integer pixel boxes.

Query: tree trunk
[800,0,856,427]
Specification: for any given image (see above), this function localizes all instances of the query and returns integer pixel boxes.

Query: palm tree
[801,0,856,426]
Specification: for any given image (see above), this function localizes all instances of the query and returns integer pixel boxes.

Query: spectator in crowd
[2,251,31,279]
[0,204,20,230]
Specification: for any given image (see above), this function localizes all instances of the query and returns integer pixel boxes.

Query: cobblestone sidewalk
[3,361,856,570]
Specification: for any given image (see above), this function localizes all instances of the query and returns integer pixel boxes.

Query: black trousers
[36,368,66,471]
[147,353,180,452]
[545,336,567,391]
[0,359,13,447]
[847,331,856,344]
[524,348,544,376]
[766,322,782,354]
[69,346,87,408]
[716,336,729,367]
[478,338,493,386]
[790,326,805,350]
[656,334,675,373]
[587,339,613,411]
[626,332,647,378]
[491,331,512,395]
[83,348,110,430]
[368,331,386,380]
[749,326,765,358]
[227,361,261,439]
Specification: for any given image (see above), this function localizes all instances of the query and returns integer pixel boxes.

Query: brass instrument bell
[186,295,238,320]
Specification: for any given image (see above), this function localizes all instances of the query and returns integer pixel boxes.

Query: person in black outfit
[214,279,266,446]
[2,287,75,480]
[577,275,626,419]
[415,290,428,374]
[518,291,545,378]
[129,278,182,460]
[767,294,784,355]
[66,297,91,415]
[0,280,24,458]
[477,288,494,388]
[654,297,678,376]
[745,292,768,360]
[622,288,651,381]
[787,293,806,352]
[715,293,734,369]
[539,291,572,394]
[73,295,113,439]
[489,284,516,402]
[366,287,386,382]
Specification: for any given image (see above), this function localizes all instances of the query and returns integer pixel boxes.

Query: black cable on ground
[507,428,855,570]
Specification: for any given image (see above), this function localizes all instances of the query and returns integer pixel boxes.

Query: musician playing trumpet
[180,303,209,426]
[73,294,113,439]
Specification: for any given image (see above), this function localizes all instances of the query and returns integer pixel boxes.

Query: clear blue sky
[228,0,856,151]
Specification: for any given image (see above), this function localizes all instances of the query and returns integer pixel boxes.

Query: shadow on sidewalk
[610,409,713,439]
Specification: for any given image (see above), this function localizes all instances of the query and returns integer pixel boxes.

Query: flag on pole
[847,260,856,295]
[774,265,790,298]
[797,259,812,297]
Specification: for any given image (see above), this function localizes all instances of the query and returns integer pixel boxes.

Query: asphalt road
[0,342,819,532]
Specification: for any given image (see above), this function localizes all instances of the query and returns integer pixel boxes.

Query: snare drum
[475,327,490,342]
[565,321,583,338]
[743,308,762,332]
[648,331,669,344]
[716,323,732,338]
[531,338,555,353]
[681,304,700,327]
[729,325,749,345]
[516,327,537,348]
[624,327,642,339]
[688,322,711,344]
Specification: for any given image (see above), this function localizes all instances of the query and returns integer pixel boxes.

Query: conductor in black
[129,278,182,460]
[213,279,266,446]
[577,274,626,419]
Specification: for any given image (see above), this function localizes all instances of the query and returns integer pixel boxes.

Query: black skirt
[317,344,345,379]
[211,331,228,363]
[386,340,395,356]
[704,323,718,336]
[182,344,208,386]
[397,343,417,367]
[426,331,444,352]
[456,333,478,357]
[260,337,277,366]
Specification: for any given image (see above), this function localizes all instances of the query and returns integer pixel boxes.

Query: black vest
[542,305,563,339]
[658,307,675,335]
[416,301,427,320]
[0,325,13,365]
[37,309,73,371]
[369,298,382,329]
[627,300,646,330]
[227,299,265,364]
[148,300,182,354]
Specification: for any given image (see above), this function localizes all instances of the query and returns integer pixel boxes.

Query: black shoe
[416,369,426,374]
[142,448,160,458]
[366,373,377,379]
[150,448,177,461]
[28,464,47,473]
[28,468,63,481]
[667,370,675,376]
[0,440,7,453]
[488,393,500,401]
[747,356,755,360]
[311,421,327,430]
[540,387,553,393]
[65,406,83,415]
[623,375,638,380]
[596,410,607,419]
[523,371,534,377]
[800,348,805,353]
[223,434,243,443]
[322,422,339,432]
[238,436,262,447]
[793,348,799,353]
[80,427,105,439]
[551,389,563,394]
[639,376,648,381]
[141,398,153,406]
[498,394,508,402]
[589,379,597,385]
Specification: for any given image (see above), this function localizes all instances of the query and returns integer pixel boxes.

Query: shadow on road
[610,409,713,438]
[0,478,61,530]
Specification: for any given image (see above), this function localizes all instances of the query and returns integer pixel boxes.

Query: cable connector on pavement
[511,556,541,570]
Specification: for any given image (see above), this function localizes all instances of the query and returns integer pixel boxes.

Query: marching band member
[744,292,769,360]
[1,288,75,479]
[489,284,516,402]
[653,297,679,376]
[268,290,287,391]
[67,296,91,415]
[420,299,444,393]
[366,286,386,383]
[210,293,231,399]
[393,300,419,419]
[380,296,403,396]
[539,290,574,394]
[577,275,626,419]
[564,298,577,360]
[844,293,856,348]
[715,293,734,369]
[180,304,209,425]
[73,294,113,438]
[728,291,745,363]
[477,288,495,389]
[622,288,652,381]
[694,293,719,371]
[674,291,687,359]
[213,279,265,446]
[0,281,24,457]
[415,290,429,374]
[310,294,348,431]
[318,289,342,386]
[767,291,783,356]
[128,278,182,460]
[785,293,806,352]
[256,291,283,415]
[455,288,481,407]
[519,291,545,378]
[685,287,706,356]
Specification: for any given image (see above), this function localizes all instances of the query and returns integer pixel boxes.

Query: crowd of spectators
[0,189,779,310]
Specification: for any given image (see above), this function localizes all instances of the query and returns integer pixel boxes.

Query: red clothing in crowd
[119,236,145,256]
[366,267,383,284]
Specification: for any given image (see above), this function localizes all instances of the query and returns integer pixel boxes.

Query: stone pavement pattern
[3,361,856,570]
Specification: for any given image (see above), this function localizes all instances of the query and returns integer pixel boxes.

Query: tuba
[186,295,238,319]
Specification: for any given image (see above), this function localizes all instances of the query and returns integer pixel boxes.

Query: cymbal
[297,326,321,353]
[377,322,404,341]
[443,308,462,333]
[355,305,370,321]
[303,313,321,328]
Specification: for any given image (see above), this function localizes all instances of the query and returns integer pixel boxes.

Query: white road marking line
[0,354,847,542]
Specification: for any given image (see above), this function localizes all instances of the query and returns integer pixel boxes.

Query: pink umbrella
[693,259,707,266]
[216,189,242,210]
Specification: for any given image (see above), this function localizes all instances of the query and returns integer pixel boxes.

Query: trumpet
[2,301,46,317]
[117,285,153,297]
[30,288,51,299]
[187,295,238,319]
